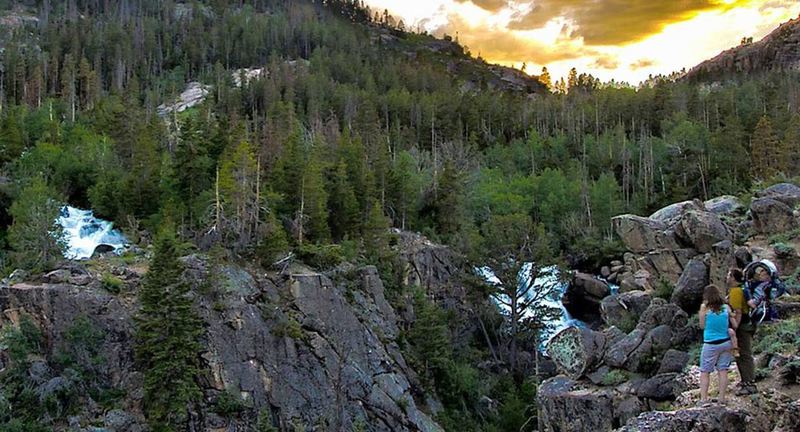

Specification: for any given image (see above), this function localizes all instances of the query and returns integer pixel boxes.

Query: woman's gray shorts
[700,340,733,373]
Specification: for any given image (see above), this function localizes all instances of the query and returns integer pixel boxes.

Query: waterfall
[57,206,129,260]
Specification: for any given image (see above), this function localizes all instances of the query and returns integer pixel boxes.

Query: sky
[362,0,800,84]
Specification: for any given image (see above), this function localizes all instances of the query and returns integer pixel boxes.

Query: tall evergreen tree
[134,229,203,431]
[750,115,782,180]
[8,177,65,271]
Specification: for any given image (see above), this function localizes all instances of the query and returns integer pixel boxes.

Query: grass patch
[213,389,248,417]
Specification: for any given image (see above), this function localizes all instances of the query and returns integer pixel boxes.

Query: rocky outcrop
[675,210,732,253]
[618,405,747,431]
[751,197,797,235]
[0,260,442,432]
[611,216,678,254]
[600,291,652,332]
[546,327,608,379]
[537,377,616,432]
[670,258,709,313]
[703,195,744,216]
[684,16,800,80]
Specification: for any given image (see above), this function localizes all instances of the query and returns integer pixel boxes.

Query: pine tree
[750,115,782,181]
[538,67,552,91]
[8,177,65,271]
[433,161,464,241]
[362,199,391,265]
[328,160,359,241]
[783,113,800,177]
[135,229,203,431]
[302,149,330,244]
[218,140,260,252]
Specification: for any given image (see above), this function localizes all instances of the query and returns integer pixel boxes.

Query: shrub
[754,318,800,355]
[257,410,277,432]
[213,390,247,416]
[601,369,629,386]
[101,273,124,294]
[294,243,344,270]
[272,318,304,340]
[654,278,673,300]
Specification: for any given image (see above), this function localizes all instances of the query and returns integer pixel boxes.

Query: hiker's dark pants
[736,322,756,383]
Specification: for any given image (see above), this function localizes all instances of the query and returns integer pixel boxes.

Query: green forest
[1,0,799,430]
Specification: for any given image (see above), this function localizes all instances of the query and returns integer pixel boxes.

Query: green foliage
[294,243,344,270]
[601,369,629,386]
[257,410,277,432]
[213,390,248,417]
[754,317,800,355]
[654,278,674,300]
[272,317,305,340]
[7,176,65,271]
[101,273,124,294]
[134,229,203,431]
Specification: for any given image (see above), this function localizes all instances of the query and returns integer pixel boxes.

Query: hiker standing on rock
[727,268,757,395]
[698,284,736,404]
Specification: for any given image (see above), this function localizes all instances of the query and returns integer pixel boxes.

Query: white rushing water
[57,206,128,259]
[479,264,584,347]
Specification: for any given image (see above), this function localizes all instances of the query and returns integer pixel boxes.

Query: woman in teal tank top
[698,285,735,404]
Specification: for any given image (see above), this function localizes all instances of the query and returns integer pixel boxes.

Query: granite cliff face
[685,15,800,80]
[0,251,450,431]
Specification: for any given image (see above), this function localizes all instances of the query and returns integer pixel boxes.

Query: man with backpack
[727,268,757,396]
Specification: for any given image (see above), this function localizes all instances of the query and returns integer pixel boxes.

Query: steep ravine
[0,255,444,432]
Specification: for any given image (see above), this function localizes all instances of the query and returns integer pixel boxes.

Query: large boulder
[605,325,675,373]
[612,215,679,254]
[755,182,800,207]
[636,372,683,401]
[644,250,685,285]
[675,210,732,253]
[546,327,608,379]
[709,240,736,290]
[618,405,747,432]
[537,377,615,432]
[751,197,797,235]
[649,200,703,226]
[638,298,689,333]
[670,258,708,313]
[657,349,690,374]
[600,291,653,331]
[704,195,744,216]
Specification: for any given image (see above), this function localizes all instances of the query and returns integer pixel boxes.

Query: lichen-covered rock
[644,250,684,285]
[612,215,679,254]
[754,182,800,207]
[670,258,708,313]
[537,377,615,432]
[546,326,608,379]
[637,298,689,334]
[709,240,736,290]
[600,291,652,331]
[618,405,747,432]
[675,210,732,254]
[751,197,797,235]
[704,195,744,215]
[649,200,703,226]
[657,350,689,374]
[636,372,684,401]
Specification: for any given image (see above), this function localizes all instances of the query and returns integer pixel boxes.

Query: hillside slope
[685,15,800,80]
